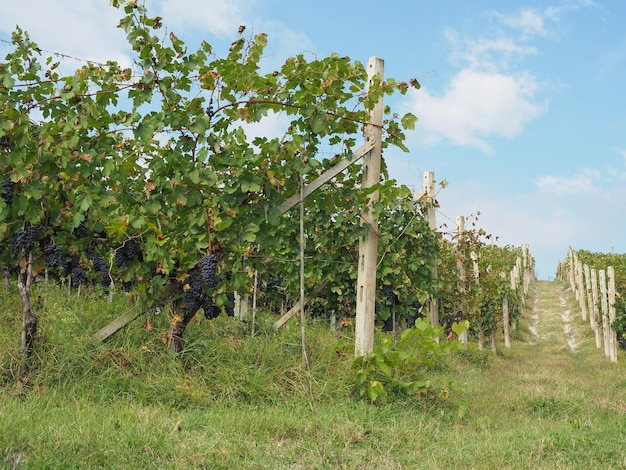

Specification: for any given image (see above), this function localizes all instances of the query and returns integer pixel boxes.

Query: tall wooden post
[455,216,469,343]
[599,269,610,358]
[590,268,602,349]
[607,266,618,363]
[422,170,439,327]
[501,272,510,349]
[575,258,587,321]
[583,264,593,332]
[355,57,384,356]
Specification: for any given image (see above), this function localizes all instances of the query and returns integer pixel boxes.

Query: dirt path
[529,280,580,352]
[475,281,626,416]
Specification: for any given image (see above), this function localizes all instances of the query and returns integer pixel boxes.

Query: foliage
[352,318,467,414]
[436,214,526,343]
[0,0,421,353]
[575,249,626,345]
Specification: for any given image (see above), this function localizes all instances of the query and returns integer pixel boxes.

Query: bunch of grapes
[43,243,61,267]
[92,256,112,288]
[199,253,219,288]
[70,266,87,288]
[202,296,219,320]
[382,284,398,305]
[182,272,204,314]
[114,239,142,268]
[60,253,80,278]
[1,178,15,205]
[11,225,42,254]
[225,292,235,317]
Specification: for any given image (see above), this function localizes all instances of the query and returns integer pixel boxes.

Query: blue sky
[1,0,625,279]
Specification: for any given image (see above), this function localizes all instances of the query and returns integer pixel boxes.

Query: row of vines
[1,1,534,385]
[558,248,626,361]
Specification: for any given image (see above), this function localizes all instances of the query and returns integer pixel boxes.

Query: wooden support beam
[272,284,326,330]
[272,295,312,330]
[91,309,140,343]
[278,141,375,215]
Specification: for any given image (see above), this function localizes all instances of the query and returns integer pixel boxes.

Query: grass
[1,280,625,468]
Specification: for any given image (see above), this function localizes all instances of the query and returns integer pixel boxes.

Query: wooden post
[456,216,469,343]
[583,264,593,332]
[421,170,439,327]
[234,292,249,319]
[567,247,576,293]
[607,266,618,363]
[471,251,483,350]
[354,56,384,357]
[501,272,510,349]
[599,270,610,358]
[590,268,602,349]
[522,244,531,298]
[252,270,258,336]
[510,269,517,332]
[572,251,580,302]
[575,258,587,321]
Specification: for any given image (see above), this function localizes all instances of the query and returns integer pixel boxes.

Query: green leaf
[367,382,380,402]
[452,320,469,336]
[401,113,418,130]
[241,179,261,193]
[311,110,325,134]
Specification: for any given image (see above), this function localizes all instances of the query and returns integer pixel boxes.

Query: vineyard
[2,3,626,468]
[557,248,626,361]
[0,1,537,375]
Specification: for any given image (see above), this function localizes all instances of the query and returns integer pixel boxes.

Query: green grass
[1,280,626,468]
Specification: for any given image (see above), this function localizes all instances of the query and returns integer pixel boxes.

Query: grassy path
[452,280,626,469]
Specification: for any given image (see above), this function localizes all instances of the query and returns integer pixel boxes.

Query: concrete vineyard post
[354,56,384,357]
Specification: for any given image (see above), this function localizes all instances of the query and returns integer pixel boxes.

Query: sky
[1,0,625,280]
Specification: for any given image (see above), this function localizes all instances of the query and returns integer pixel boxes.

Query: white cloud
[535,169,602,195]
[491,8,555,39]
[0,0,130,68]
[407,69,545,153]
[240,110,290,144]
[444,27,538,72]
[490,1,599,41]
[154,0,253,37]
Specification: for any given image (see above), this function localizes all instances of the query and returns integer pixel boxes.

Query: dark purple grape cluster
[199,253,219,288]
[182,272,204,314]
[202,296,219,320]
[43,243,61,267]
[61,254,80,279]
[1,178,15,205]
[382,284,398,304]
[70,266,87,288]
[92,256,112,288]
[11,225,42,254]
[225,292,235,317]
[114,239,142,268]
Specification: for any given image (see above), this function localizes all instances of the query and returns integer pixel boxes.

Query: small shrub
[352,319,468,415]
